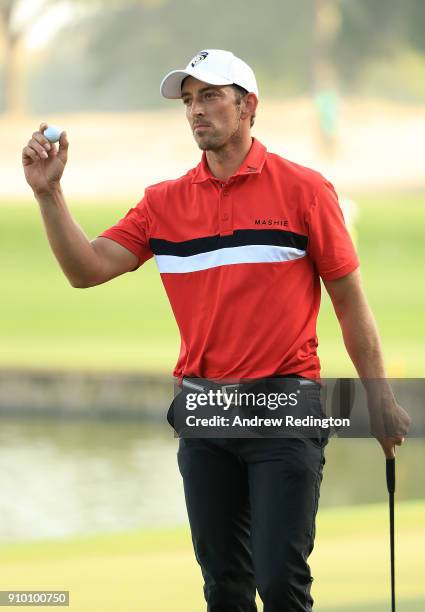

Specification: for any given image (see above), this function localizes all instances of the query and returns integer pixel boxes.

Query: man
[23,49,409,612]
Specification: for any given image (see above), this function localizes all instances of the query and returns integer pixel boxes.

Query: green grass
[0,499,423,611]
[317,191,425,376]
[1,193,424,375]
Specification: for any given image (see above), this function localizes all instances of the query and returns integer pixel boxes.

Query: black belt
[181,375,319,395]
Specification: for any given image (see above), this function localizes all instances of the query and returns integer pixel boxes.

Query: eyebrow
[181,86,223,98]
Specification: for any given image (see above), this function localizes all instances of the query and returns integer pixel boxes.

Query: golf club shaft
[389,490,395,612]
[386,457,396,612]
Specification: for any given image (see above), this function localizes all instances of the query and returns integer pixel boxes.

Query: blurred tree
[405,0,425,53]
[5,0,425,114]
[334,0,407,88]
[29,0,316,112]
[0,0,25,114]
[79,0,315,109]
[0,0,133,114]
[72,0,425,109]
[0,0,60,114]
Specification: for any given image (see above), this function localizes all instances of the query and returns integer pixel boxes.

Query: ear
[240,93,258,123]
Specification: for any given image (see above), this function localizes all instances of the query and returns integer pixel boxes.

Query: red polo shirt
[99,138,359,381]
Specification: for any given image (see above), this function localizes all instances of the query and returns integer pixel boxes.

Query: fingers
[379,438,396,459]
[22,125,68,165]
[57,131,69,164]
[371,404,411,439]
[25,130,52,161]
[386,447,396,459]
[22,145,39,165]
[379,434,406,459]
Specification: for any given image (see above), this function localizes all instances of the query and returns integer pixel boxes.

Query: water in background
[0,417,423,542]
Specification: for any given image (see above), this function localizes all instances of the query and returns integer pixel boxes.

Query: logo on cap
[191,51,208,67]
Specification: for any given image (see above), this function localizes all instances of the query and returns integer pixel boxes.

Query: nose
[189,97,205,118]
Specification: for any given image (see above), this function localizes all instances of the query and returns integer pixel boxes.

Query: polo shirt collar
[192,137,267,184]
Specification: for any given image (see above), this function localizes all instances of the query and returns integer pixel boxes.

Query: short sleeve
[98,194,153,270]
[306,180,359,281]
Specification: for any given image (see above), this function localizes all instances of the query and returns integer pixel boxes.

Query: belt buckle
[221,383,242,396]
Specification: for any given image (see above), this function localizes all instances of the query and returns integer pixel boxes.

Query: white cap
[160,49,258,99]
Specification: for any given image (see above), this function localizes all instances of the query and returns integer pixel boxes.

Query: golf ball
[44,124,62,143]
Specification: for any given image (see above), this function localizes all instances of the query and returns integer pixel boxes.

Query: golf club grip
[386,457,396,494]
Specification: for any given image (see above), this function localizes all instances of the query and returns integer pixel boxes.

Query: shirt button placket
[219,183,233,236]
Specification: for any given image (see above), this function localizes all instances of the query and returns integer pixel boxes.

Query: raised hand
[22,122,69,195]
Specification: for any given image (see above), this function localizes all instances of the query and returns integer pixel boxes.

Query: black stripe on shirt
[150,229,308,257]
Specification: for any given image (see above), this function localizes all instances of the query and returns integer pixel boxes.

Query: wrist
[34,183,63,203]
[367,395,397,411]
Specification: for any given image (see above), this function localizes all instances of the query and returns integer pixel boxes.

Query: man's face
[181,76,243,151]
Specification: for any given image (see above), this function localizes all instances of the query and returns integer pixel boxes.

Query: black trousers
[177,435,326,612]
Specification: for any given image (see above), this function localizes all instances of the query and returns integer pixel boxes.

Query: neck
[205,133,253,182]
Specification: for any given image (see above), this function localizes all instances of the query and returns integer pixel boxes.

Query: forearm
[35,186,101,287]
[338,295,386,378]
[334,286,395,403]
[325,270,410,455]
